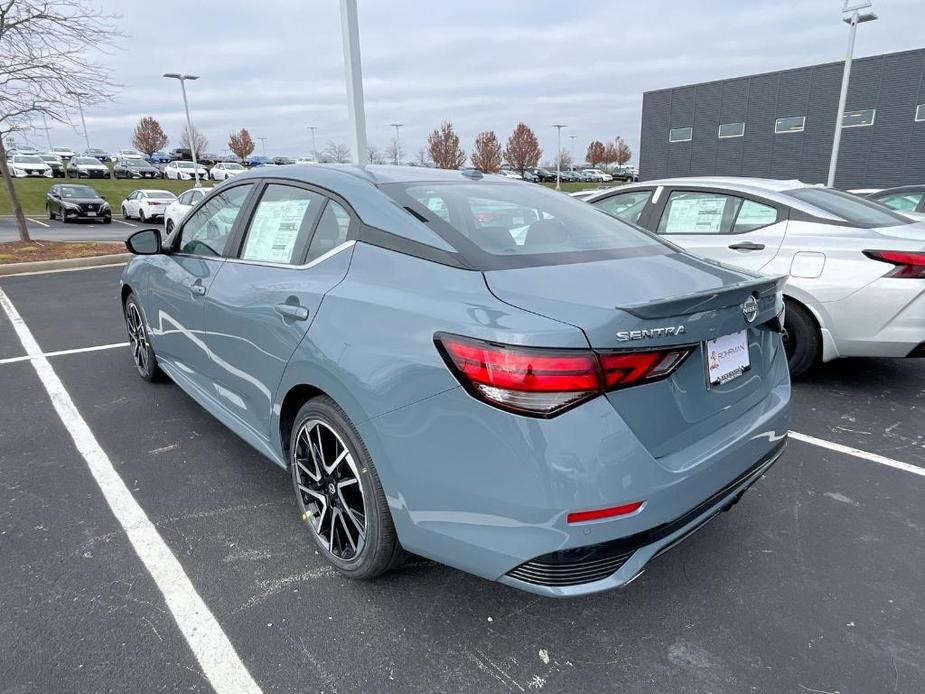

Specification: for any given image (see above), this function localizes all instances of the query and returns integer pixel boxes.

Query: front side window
[775,116,805,134]
[178,184,253,257]
[718,122,745,138]
[871,191,924,212]
[385,181,666,267]
[786,187,911,228]
[843,109,875,128]
[240,184,322,264]
[594,190,652,225]
[306,201,352,263]
[668,127,692,142]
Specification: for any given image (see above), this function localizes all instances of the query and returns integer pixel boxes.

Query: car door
[202,182,356,439]
[142,182,256,390]
[591,188,655,226]
[47,186,59,215]
[125,191,138,217]
[649,188,787,272]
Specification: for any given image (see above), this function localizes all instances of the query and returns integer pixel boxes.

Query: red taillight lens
[567,501,645,524]
[863,249,925,279]
[435,333,693,416]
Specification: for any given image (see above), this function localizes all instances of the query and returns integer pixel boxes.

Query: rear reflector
[863,249,925,279]
[567,501,644,524]
[435,333,693,416]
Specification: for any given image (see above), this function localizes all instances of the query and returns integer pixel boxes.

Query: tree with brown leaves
[470,130,502,173]
[0,0,118,242]
[228,128,255,161]
[427,121,466,169]
[503,123,542,178]
[586,140,606,168]
[613,136,632,166]
[131,116,168,157]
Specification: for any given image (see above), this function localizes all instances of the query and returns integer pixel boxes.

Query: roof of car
[867,184,925,194]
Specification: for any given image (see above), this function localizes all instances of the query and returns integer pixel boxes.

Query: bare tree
[554,148,573,171]
[385,137,404,165]
[131,116,168,157]
[470,130,502,173]
[503,122,542,178]
[427,121,466,170]
[178,125,208,160]
[613,136,632,166]
[585,140,606,168]
[0,0,118,242]
[320,141,350,163]
[367,143,385,164]
[228,128,254,161]
[416,146,431,167]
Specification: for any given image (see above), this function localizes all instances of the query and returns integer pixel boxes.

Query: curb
[0,253,130,277]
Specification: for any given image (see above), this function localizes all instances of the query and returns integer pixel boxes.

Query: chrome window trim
[223,240,356,270]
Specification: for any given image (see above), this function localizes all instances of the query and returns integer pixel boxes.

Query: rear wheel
[289,396,406,579]
[124,293,164,382]
[782,299,819,377]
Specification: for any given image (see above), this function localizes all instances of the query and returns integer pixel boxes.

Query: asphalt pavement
[0,265,923,693]
[0,215,144,243]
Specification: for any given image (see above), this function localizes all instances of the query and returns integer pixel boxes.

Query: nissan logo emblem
[741,295,759,324]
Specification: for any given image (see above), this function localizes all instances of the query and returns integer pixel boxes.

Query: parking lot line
[0,287,263,694]
[0,341,129,366]
[790,430,925,478]
[113,218,138,227]
[0,261,127,278]
[25,217,50,228]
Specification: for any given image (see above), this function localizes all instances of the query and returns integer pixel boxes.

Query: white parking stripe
[113,218,138,227]
[790,430,925,478]
[0,288,262,694]
[0,342,129,366]
[26,217,50,228]
[0,262,127,278]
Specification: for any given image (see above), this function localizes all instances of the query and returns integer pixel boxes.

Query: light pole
[258,137,267,156]
[307,125,318,161]
[67,91,91,150]
[827,0,877,188]
[340,0,368,165]
[163,73,202,186]
[39,114,53,151]
[389,123,403,165]
[552,124,566,189]
[569,134,577,164]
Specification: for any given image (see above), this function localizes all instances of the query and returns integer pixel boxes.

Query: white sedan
[163,186,209,234]
[585,177,925,375]
[51,146,76,159]
[120,189,178,222]
[8,154,52,177]
[209,162,246,180]
[164,161,208,180]
[116,148,145,160]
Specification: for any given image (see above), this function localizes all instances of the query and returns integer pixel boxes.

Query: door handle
[728,241,765,251]
[189,281,206,296]
[275,303,309,321]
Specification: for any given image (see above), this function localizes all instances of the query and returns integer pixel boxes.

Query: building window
[843,109,875,128]
[774,116,805,134]
[718,122,745,138]
[668,127,692,143]
[915,104,925,122]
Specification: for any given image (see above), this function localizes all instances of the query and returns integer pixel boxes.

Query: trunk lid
[484,253,787,464]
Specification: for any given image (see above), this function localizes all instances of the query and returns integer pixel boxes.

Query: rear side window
[872,191,923,212]
[240,184,322,264]
[306,201,351,262]
[657,192,777,235]
[786,188,911,227]
[732,199,778,232]
[594,190,652,224]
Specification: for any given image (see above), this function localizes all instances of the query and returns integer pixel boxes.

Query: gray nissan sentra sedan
[120,165,790,597]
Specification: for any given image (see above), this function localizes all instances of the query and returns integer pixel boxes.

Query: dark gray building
[639,48,925,189]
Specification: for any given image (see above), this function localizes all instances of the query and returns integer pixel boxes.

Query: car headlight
[63,202,80,210]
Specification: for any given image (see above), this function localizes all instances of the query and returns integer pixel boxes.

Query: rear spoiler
[617,274,787,319]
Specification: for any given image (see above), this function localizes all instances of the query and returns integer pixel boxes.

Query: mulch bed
[0,241,126,264]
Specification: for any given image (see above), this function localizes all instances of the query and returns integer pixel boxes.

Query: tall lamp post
[67,91,91,151]
[340,0,368,165]
[307,125,318,161]
[258,137,267,156]
[163,73,202,186]
[552,124,567,190]
[569,134,577,164]
[389,123,403,165]
[827,0,877,188]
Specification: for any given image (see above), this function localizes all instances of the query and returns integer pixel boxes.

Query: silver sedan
[584,177,925,375]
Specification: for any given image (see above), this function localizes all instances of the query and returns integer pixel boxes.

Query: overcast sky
[31,0,925,164]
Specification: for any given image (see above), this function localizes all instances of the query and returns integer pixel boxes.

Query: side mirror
[100,194,106,200]
[125,228,162,255]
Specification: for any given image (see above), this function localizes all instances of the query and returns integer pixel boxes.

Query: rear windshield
[145,191,176,199]
[383,180,668,269]
[786,188,911,227]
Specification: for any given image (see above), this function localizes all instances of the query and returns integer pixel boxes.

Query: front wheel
[289,396,406,579]
[124,293,164,382]
[139,208,146,223]
[121,205,130,220]
[47,205,55,220]
[782,300,820,377]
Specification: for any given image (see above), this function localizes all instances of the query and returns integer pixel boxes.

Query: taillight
[863,250,925,279]
[435,333,692,417]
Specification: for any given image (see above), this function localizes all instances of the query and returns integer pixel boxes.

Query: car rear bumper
[364,343,790,596]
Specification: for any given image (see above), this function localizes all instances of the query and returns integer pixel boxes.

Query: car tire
[289,396,407,580]
[47,205,55,221]
[783,299,819,377]
[121,205,130,220]
[124,293,164,382]
[165,219,174,234]
[139,208,146,223]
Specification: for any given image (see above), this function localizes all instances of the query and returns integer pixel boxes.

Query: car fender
[780,284,839,362]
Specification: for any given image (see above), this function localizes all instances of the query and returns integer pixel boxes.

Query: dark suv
[46,183,112,223]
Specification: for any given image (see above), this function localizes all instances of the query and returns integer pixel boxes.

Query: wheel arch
[782,290,838,362]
